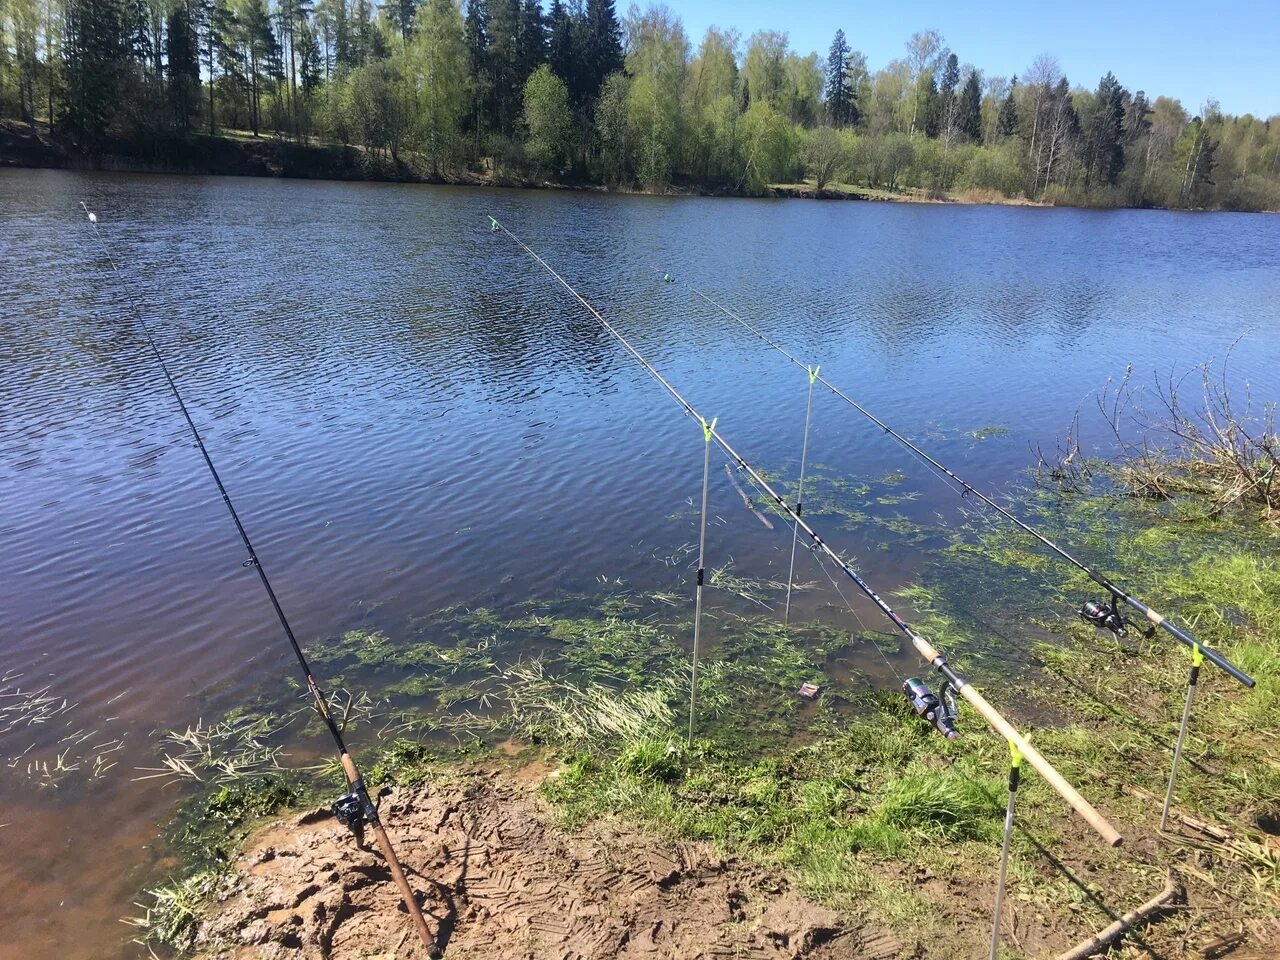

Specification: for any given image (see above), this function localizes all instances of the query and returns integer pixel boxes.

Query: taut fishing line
[489,215,1123,848]
[659,276,1255,690]
[80,204,441,957]
[659,274,1259,833]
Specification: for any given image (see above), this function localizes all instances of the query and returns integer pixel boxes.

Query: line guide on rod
[659,276,1254,690]
[489,217,1123,848]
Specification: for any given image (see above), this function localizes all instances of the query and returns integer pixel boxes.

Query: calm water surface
[2,169,1279,958]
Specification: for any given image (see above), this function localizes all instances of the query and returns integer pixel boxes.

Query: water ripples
[2,170,1279,958]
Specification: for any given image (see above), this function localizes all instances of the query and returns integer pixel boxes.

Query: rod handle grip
[961,685,1123,847]
[370,821,441,957]
[910,635,1122,846]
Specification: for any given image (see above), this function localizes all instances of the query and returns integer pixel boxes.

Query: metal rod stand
[689,416,715,746]
[785,366,818,625]
[990,739,1023,960]
[1161,645,1204,831]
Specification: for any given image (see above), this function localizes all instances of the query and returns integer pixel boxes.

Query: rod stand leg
[689,417,715,747]
[784,370,817,627]
[990,741,1022,960]
[1160,652,1202,832]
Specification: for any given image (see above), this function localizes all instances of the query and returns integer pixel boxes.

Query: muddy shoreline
[193,769,895,960]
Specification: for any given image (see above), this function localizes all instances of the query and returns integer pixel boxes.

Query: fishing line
[490,216,1123,848]
[784,365,819,625]
[806,537,905,686]
[80,204,441,958]
[660,276,1255,691]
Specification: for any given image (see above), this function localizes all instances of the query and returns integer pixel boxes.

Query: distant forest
[2,0,1278,209]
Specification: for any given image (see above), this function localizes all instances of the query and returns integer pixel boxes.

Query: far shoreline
[4,121,1272,214]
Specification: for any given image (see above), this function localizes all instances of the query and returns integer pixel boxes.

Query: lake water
[2,169,1278,958]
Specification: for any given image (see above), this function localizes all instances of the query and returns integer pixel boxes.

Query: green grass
[131,453,1280,956]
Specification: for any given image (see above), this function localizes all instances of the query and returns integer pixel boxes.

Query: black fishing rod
[81,204,440,957]
[658,277,1255,691]
[488,216,1123,848]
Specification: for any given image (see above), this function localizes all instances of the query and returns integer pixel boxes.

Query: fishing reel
[332,781,378,833]
[903,677,960,740]
[1079,595,1154,639]
[332,791,367,828]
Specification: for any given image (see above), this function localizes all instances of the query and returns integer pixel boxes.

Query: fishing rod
[80,204,441,958]
[658,276,1256,691]
[488,216,1123,848]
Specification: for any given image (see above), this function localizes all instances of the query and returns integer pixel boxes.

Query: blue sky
[664,1,1279,117]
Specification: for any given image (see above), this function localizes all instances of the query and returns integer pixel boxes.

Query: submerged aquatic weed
[125,870,223,951]
[1,672,130,788]
[485,659,680,747]
[134,713,293,786]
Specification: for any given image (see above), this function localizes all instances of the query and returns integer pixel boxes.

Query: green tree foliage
[823,28,851,127]
[684,26,736,180]
[165,2,200,130]
[579,0,620,103]
[410,0,468,173]
[995,76,1017,138]
[1082,70,1126,186]
[1176,114,1218,205]
[738,98,795,192]
[2,3,1276,209]
[461,0,488,149]
[592,67,628,181]
[623,3,685,187]
[522,62,570,172]
[485,0,521,132]
[545,0,570,88]
[958,69,981,141]
[61,0,128,142]
[802,124,850,188]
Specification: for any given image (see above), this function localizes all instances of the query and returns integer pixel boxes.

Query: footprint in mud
[195,771,896,960]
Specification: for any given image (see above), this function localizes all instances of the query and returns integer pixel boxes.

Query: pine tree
[516,0,544,86]
[546,0,572,87]
[299,23,320,93]
[392,0,418,41]
[1125,89,1151,144]
[1085,71,1126,186]
[824,28,851,127]
[939,51,958,99]
[486,0,519,132]
[234,0,278,136]
[921,72,940,137]
[166,2,201,130]
[958,68,981,141]
[996,76,1017,137]
[580,0,620,103]
[463,0,489,150]
[61,0,129,143]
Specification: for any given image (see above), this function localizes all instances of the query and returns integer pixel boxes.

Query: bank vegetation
[2,1,1279,209]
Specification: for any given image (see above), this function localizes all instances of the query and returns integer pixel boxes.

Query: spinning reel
[1079,594,1154,639]
[332,780,378,832]
[903,677,960,740]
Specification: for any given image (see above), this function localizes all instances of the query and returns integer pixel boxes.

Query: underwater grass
[127,446,1280,955]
